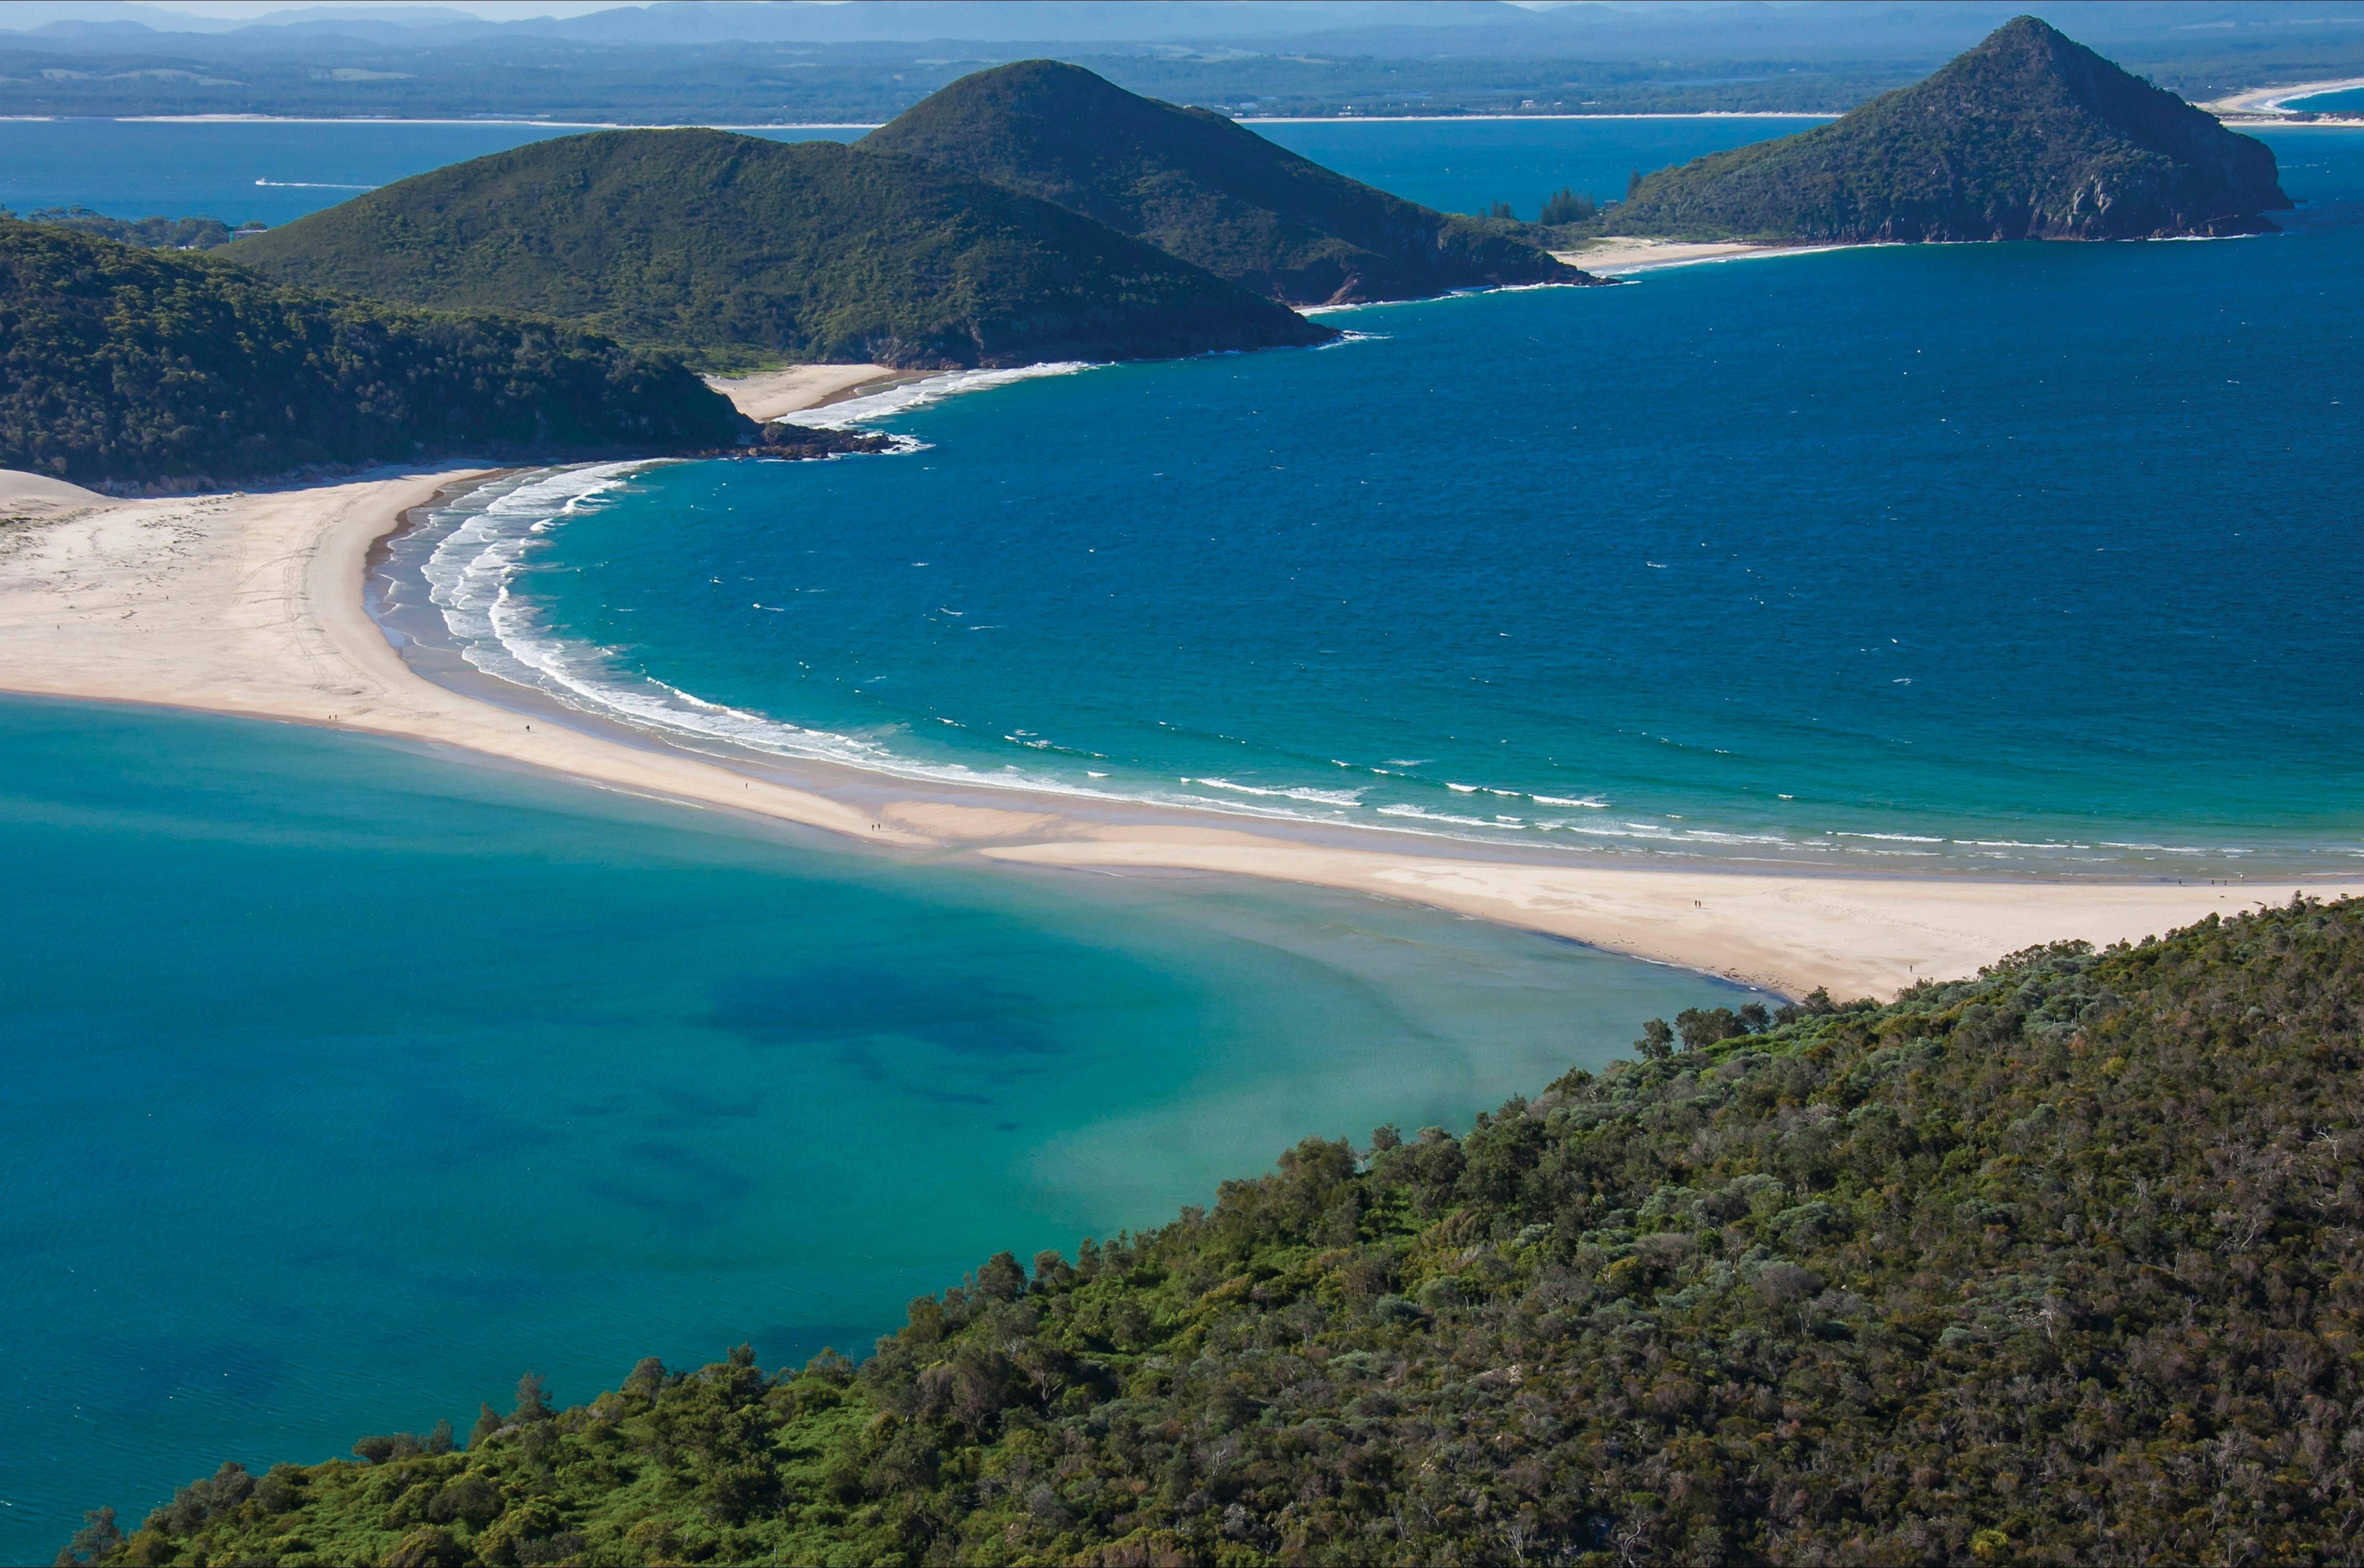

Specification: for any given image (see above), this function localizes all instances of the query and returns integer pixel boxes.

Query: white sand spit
[0,442,2347,1001]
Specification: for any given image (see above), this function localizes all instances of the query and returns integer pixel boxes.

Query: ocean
[401,128,2364,880]
[3,111,2359,1557]
[0,119,865,229]
[0,113,1818,229]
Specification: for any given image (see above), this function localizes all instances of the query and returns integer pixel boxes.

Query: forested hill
[1616,16,2291,243]
[0,220,753,490]
[227,130,1333,373]
[74,896,2364,1566]
[862,61,1590,306]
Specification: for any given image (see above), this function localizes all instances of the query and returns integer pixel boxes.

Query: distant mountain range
[4,3,2363,121]
[9,2,2364,64]
[1616,16,2291,242]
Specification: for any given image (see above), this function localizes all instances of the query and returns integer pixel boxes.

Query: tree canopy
[864,60,1590,306]
[1,219,751,488]
[227,129,1333,373]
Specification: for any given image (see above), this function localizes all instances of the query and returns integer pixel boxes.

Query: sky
[130,0,1589,17]
[139,1,626,15]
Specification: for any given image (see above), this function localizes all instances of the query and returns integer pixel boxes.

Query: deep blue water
[0,697,1743,1557]
[0,120,865,227]
[1256,114,1827,218]
[423,130,2364,877]
[0,112,1821,228]
[2292,87,2364,113]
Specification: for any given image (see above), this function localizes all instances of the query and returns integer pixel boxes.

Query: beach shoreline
[2,430,2354,1001]
[705,363,916,421]
[2202,77,2364,117]
[1558,237,1865,274]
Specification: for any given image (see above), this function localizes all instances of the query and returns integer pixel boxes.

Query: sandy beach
[2202,77,2364,116]
[706,363,906,421]
[1559,237,1858,275]
[0,465,921,847]
[980,827,2325,1001]
[1,432,2351,1002]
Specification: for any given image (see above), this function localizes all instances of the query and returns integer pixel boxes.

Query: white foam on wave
[1186,778,1367,807]
[423,463,921,777]
[778,362,1100,430]
[1378,804,1512,829]
[409,468,2302,873]
[414,466,1404,813]
[422,463,647,662]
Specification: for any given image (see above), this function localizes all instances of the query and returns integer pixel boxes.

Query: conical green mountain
[0,218,749,488]
[1617,15,2290,242]
[228,130,1332,372]
[863,60,1588,305]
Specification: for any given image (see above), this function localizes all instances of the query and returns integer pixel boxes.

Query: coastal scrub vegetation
[227,129,1334,373]
[1536,189,1598,227]
[0,218,754,488]
[0,207,257,250]
[860,61,1587,307]
[1613,17,2291,243]
[77,895,2364,1565]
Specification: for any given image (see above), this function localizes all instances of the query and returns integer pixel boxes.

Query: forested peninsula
[226,130,1334,373]
[0,220,781,490]
[72,896,2364,1566]
[1613,16,2291,243]
[862,61,1588,307]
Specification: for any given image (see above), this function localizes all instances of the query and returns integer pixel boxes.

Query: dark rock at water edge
[748,423,896,461]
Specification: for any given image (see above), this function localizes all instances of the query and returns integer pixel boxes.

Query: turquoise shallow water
[416,126,2364,878]
[0,697,1743,1557]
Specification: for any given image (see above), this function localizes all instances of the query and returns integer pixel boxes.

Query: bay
[0,696,1744,1560]
[435,126,2364,878]
[2291,87,2364,113]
